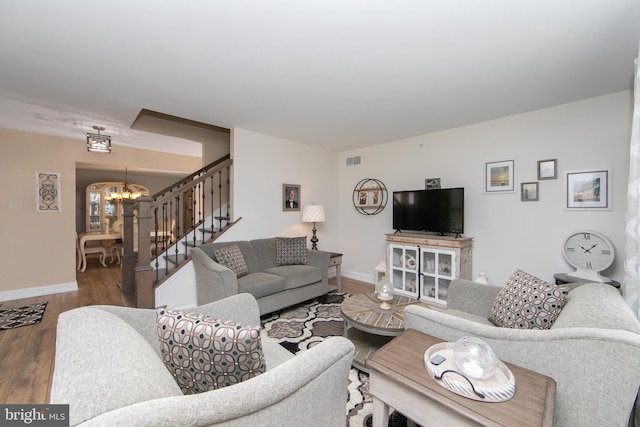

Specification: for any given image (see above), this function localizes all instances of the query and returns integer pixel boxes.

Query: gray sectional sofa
[50,293,355,426]
[190,237,331,315]
[404,279,640,427]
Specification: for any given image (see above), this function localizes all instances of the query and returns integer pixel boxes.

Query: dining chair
[109,220,124,265]
[151,217,176,255]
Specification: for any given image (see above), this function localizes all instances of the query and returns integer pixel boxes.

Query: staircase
[120,155,238,308]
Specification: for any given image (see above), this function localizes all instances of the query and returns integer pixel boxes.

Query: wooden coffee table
[368,329,556,427]
[341,293,420,372]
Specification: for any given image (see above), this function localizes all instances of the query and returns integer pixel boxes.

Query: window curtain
[624,44,640,320]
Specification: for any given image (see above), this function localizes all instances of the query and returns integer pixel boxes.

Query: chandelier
[106,168,141,200]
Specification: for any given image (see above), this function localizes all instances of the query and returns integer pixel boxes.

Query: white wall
[156,128,341,308]
[221,128,340,249]
[338,91,632,286]
[157,91,632,307]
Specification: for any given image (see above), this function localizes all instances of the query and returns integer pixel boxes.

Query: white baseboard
[0,281,78,302]
[342,269,375,285]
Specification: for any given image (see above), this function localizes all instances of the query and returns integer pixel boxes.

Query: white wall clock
[562,230,614,283]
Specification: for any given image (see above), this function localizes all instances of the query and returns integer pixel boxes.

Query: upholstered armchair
[50,293,354,426]
[404,278,640,427]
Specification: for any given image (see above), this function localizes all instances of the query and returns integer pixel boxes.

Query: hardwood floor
[338,276,375,295]
[0,258,127,405]
[0,260,372,405]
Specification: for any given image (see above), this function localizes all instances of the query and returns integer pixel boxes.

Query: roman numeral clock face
[562,231,614,272]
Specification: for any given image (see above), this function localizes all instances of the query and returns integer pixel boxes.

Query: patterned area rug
[261,292,407,427]
[0,302,47,330]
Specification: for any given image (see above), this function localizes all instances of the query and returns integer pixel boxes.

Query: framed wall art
[425,178,441,189]
[283,184,301,211]
[36,171,61,213]
[357,190,369,206]
[565,169,610,210]
[485,160,515,193]
[521,182,539,201]
[537,159,557,180]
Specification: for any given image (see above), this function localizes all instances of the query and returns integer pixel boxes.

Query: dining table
[77,231,121,272]
[78,228,175,272]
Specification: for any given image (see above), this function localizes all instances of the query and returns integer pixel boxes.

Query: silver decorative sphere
[453,336,497,380]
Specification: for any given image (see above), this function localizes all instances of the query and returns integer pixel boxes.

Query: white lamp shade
[302,205,325,223]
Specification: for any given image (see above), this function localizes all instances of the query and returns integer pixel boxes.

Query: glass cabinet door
[85,182,149,232]
[88,190,102,231]
[420,248,456,304]
[104,185,120,231]
[388,244,419,297]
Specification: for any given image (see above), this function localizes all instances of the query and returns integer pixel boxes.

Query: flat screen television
[392,187,464,236]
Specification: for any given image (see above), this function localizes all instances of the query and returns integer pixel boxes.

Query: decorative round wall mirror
[352,178,388,216]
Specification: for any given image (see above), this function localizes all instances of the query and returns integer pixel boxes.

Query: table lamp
[302,204,325,250]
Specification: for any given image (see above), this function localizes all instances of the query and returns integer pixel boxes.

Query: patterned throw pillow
[156,308,265,394]
[213,244,249,277]
[275,236,307,266]
[488,270,569,330]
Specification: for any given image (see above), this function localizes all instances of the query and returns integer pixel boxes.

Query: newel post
[135,196,155,308]
[121,200,136,304]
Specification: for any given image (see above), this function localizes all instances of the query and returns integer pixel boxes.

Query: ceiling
[1,1,639,156]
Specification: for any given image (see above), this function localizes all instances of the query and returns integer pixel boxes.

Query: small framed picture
[425,178,441,189]
[566,170,610,209]
[357,191,369,206]
[537,159,557,180]
[283,184,301,211]
[521,182,539,201]
[485,160,515,193]
[371,190,381,206]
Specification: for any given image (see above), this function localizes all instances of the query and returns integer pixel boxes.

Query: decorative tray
[424,342,515,402]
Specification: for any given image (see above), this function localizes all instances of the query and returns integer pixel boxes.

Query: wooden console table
[329,252,343,291]
[385,233,473,306]
[368,329,556,427]
[554,273,620,289]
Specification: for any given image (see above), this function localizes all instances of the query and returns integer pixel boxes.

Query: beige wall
[0,128,200,300]
[203,128,231,166]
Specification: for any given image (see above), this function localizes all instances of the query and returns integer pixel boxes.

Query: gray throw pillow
[213,244,249,277]
[275,236,307,266]
[488,269,569,330]
[157,308,265,394]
